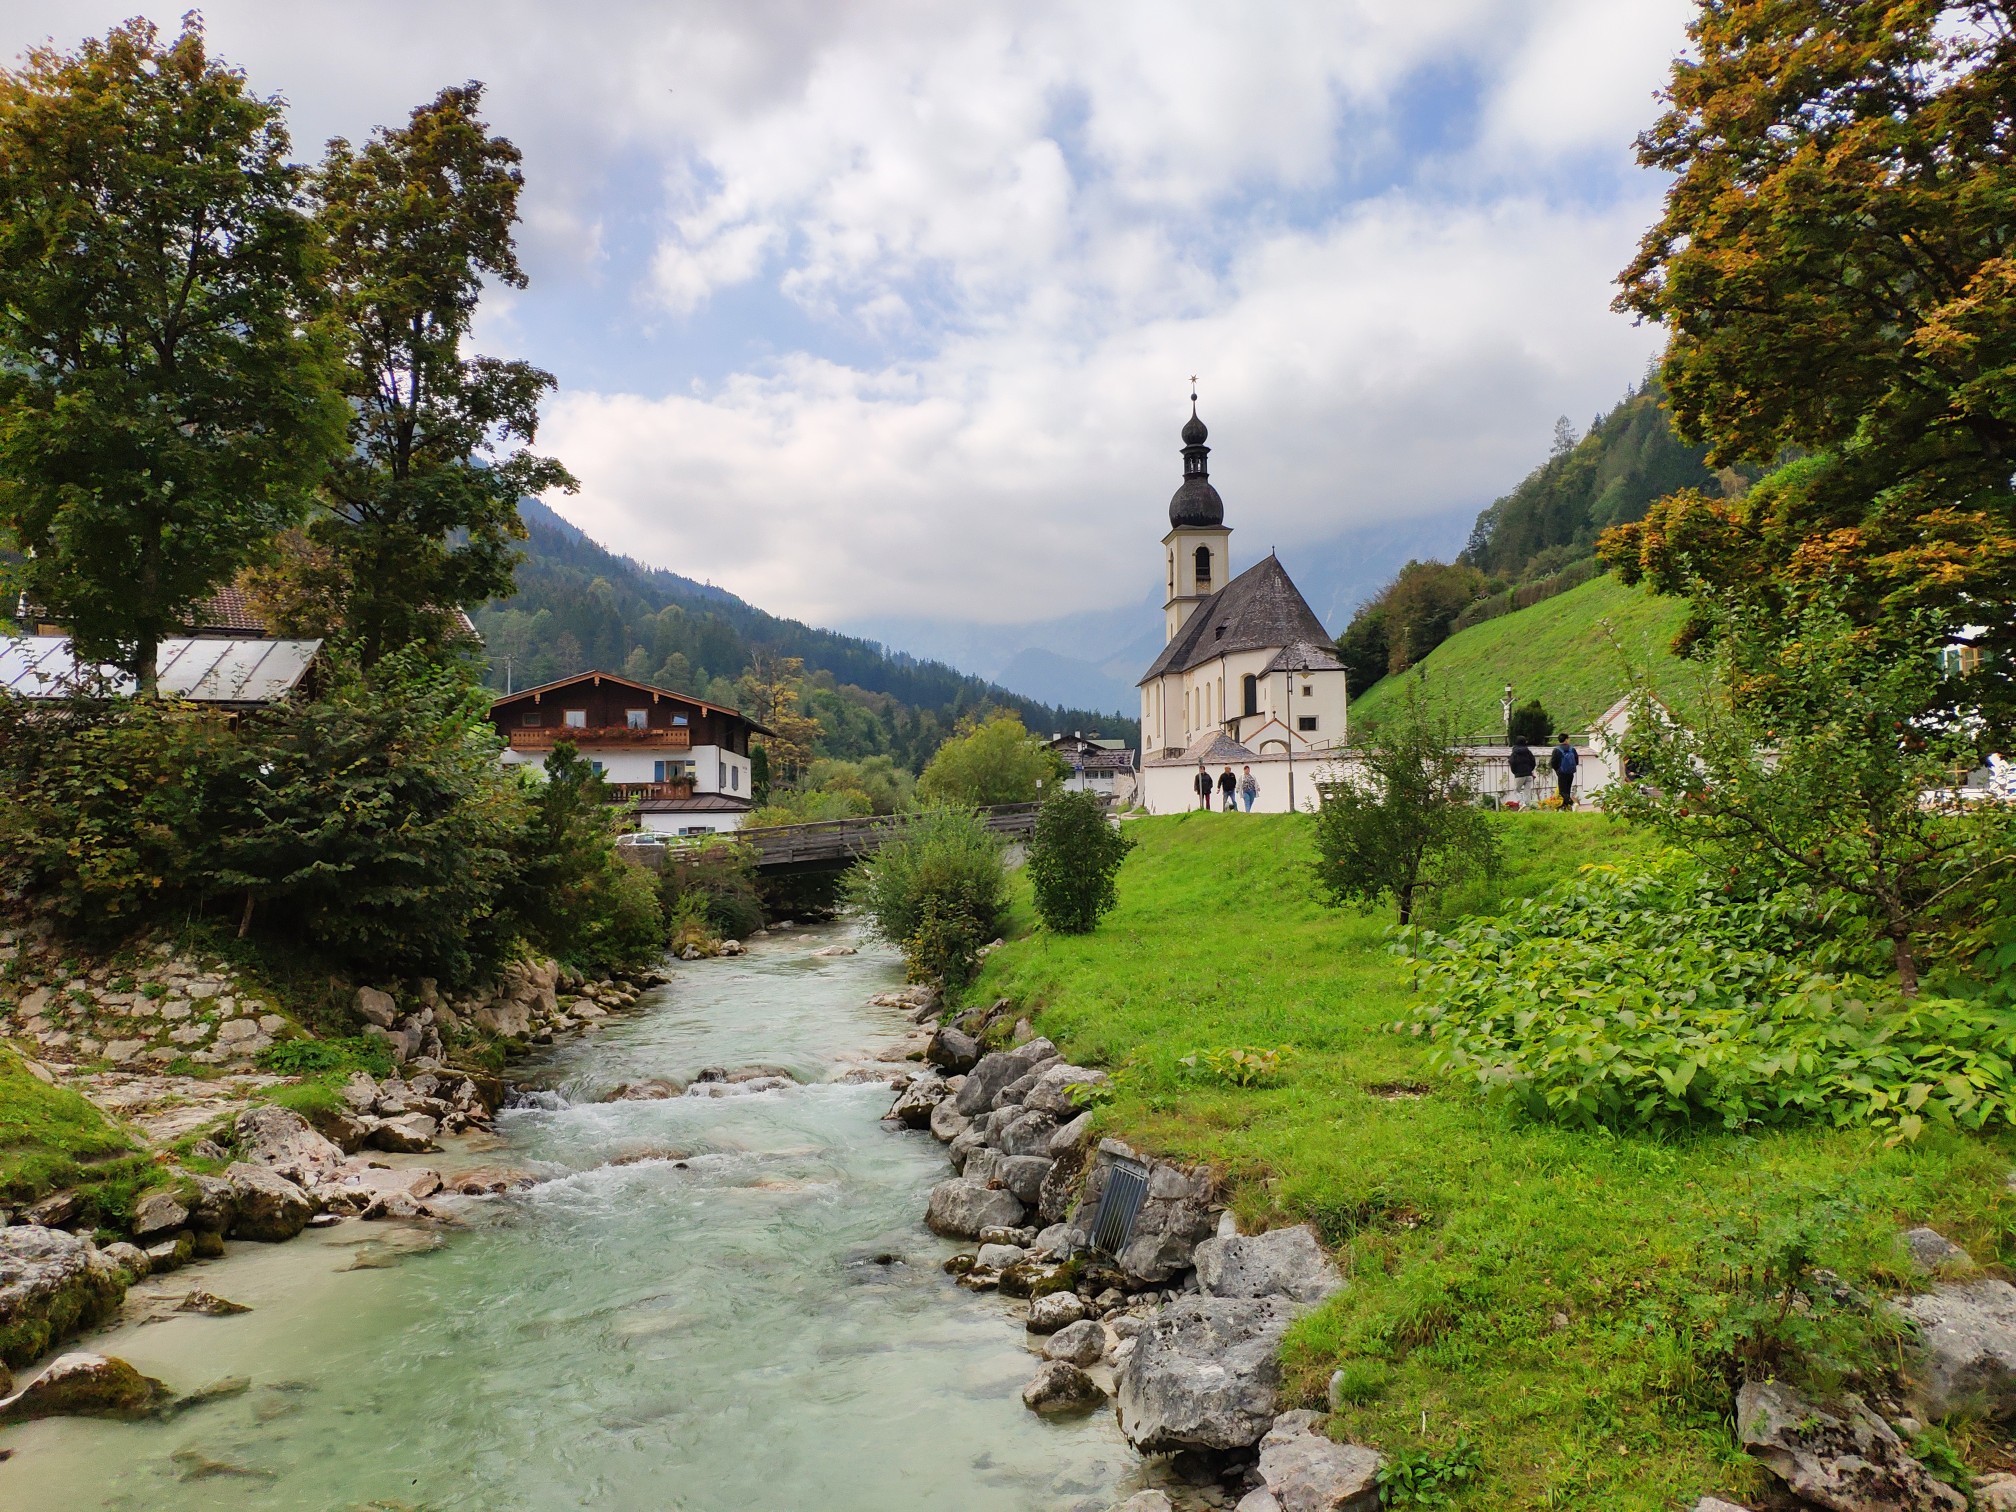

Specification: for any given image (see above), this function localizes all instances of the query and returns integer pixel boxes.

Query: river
[0,926,1141,1511]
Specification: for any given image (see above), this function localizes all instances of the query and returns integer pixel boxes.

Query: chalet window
[730,765,740,791]
[672,714,689,727]
[589,759,604,773]
[625,708,647,729]
[1194,545,1212,584]
[518,711,541,727]
[718,761,727,787]
[1298,715,1318,732]
[1241,674,1258,718]
[563,709,587,729]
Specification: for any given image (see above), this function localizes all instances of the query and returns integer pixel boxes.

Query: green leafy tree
[1027,788,1136,934]
[916,712,1067,806]
[1311,691,1497,924]
[0,18,343,691]
[310,84,574,666]
[1610,0,2016,736]
[1608,598,2016,997]
[1334,604,1390,699]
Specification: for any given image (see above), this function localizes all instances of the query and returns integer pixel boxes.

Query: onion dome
[1169,392,1223,528]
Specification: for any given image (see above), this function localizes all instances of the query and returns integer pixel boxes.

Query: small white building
[1048,733,1138,804]
[1135,398,1349,814]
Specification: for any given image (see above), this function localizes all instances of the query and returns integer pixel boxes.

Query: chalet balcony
[605,781,696,803]
[508,726,693,751]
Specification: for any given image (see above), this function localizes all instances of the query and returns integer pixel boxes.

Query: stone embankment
[899,1004,2014,1512]
[0,936,664,1417]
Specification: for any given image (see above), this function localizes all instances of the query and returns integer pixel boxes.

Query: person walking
[1238,764,1259,812]
[1508,736,1536,808]
[1548,731,1579,809]
[1193,760,1213,812]
[1217,765,1238,812]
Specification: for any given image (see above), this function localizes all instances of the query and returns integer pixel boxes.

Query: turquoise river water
[0,926,1141,1511]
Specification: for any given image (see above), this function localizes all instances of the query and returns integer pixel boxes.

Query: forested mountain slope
[472,500,1130,770]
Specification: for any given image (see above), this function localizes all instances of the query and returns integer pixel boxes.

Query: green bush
[254,1036,393,1078]
[1027,788,1134,933]
[660,838,765,941]
[1408,864,2016,1140]
[849,807,1006,985]
[1506,697,1552,746]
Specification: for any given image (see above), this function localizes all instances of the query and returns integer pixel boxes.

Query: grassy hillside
[1347,573,1695,740]
[972,814,2012,1512]
[0,1045,147,1214]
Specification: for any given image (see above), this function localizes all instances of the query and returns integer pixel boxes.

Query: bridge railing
[733,802,1042,868]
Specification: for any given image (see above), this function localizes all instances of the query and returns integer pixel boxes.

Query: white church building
[1137,398,1349,814]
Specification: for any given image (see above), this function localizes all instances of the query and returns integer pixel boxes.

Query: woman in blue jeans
[1238,765,1259,811]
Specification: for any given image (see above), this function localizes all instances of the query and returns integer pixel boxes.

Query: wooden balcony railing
[605,781,696,803]
[507,726,693,750]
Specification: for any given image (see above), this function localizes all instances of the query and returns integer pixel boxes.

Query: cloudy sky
[1,1,1692,639]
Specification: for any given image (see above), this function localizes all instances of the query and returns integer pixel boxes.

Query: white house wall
[497,743,753,798]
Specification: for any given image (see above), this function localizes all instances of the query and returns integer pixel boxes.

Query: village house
[487,670,772,836]
[1136,398,1349,814]
[1047,732,1138,804]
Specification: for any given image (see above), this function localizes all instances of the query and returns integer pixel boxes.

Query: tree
[1607,598,2015,997]
[1027,788,1135,934]
[737,651,821,784]
[916,712,1067,807]
[0,18,343,692]
[1334,604,1390,699]
[1507,698,1552,747]
[1310,691,1498,924]
[1610,1,2016,736]
[310,84,574,666]
[847,808,1007,987]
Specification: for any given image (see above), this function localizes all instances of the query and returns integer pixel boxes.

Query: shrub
[916,712,1066,807]
[660,838,766,941]
[254,1036,393,1078]
[1027,788,1135,933]
[1506,697,1552,746]
[1180,1046,1294,1087]
[1407,864,2016,1140]
[849,807,1006,985]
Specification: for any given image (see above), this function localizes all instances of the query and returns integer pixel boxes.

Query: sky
[0,1,1694,638]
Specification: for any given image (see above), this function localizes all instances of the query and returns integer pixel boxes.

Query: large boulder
[1195,1226,1343,1306]
[1067,1140,1218,1284]
[1023,1063,1111,1119]
[368,1113,440,1154]
[1896,1278,2016,1420]
[0,1227,127,1367]
[924,1178,1026,1239]
[954,1050,1040,1116]
[998,1156,1054,1206]
[129,1188,193,1244]
[354,986,399,1028]
[186,1175,238,1235]
[1028,1291,1089,1334]
[925,1027,982,1074]
[1043,1318,1107,1366]
[1735,1380,1965,1512]
[225,1162,315,1242]
[888,1074,950,1130]
[233,1105,346,1186]
[1021,1360,1105,1416]
[1256,1410,1383,1512]
[996,1109,1061,1158]
[1115,1295,1303,1453]
[929,1097,972,1143]
[0,1352,164,1421]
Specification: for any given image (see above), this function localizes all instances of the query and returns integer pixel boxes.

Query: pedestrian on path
[1508,737,1536,808]
[1238,765,1259,812]
[1549,732,1579,809]
[1193,761,1213,811]
[1217,765,1237,812]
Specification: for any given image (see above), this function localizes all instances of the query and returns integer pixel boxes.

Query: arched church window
[1241,674,1258,718]
[1194,545,1212,586]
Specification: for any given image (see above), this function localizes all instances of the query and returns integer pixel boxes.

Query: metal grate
[1089,1158,1150,1256]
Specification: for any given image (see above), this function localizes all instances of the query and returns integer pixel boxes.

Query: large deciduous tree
[1606,1,2016,736]
[0,19,342,691]
[310,83,573,667]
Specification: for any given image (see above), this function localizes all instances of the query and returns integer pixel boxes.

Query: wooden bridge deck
[735,802,1040,871]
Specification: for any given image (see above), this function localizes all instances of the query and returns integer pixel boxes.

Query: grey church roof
[1263,640,1345,674]
[1138,555,1333,685]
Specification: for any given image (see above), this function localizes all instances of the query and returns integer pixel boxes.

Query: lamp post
[1285,673,1295,813]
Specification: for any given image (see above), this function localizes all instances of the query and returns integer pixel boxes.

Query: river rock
[1195,1226,1343,1306]
[368,1113,440,1153]
[1023,1063,1110,1118]
[1896,1277,2016,1420]
[175,1289,251,1316]
[1692,1500,1755,1512]
[187,1174,238,1234]
[101,1242,150,1282]
[1256,1409,1382,1512]
[888,1074,950,1129]
[233,1105,346,1186]
[130,1188,193,1243]
[1116,1295,1302,1453]
[1109,1496,1175,1512]
[225,1163,315,1242]
[926,1027,982,1073]
[999,1155,1054,1205]
[0,1227,129,1366]
[1027,1290,1088,1333]
[1047,1111,1095,1157]
[355,986,399,1027]
[1022,1360,1105,1416]
[948,1126,988,1173]
[24,1190,82,1228]
[995,1109,1060,1158]
[954,1051,1035,1116]
[0,1351,165,1421]
[1972,1475,2016,1511]
[929,1097,972,1143]
[145,1234,193,1272]
[976,1243,1028,1270]
[1904,1227,1973,1273]
[310,1108,373,1154]
[925,1178,1025,1239]
[1043,1318,1107,1366]
[1068,1140,1218,1285]
[1237,1494,1283,1512]
[1735,1379,1965,1512]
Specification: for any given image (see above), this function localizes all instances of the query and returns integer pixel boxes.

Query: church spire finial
[1170,386,1221,526]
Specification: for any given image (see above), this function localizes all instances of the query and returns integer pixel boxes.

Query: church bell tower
[1162,389,1231,642]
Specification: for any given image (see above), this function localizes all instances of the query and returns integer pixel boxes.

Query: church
[1136,398,1348,814]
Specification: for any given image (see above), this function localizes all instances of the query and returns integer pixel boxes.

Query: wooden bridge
[735,803,1041,873]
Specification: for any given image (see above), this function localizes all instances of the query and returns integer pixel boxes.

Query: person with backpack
[1217,765,1238,812]
[1548,732,1579,809]
[1193,760,1213,811]
[1508,736,1536,808]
